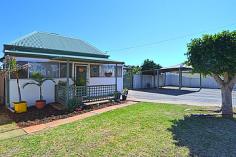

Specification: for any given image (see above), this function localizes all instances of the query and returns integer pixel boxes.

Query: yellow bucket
[14,101,27,113]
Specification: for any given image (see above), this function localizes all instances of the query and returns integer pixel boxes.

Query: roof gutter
[5,50,124,64]
[4,44,110,59]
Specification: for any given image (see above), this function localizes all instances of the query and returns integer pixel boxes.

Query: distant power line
[107,23,236,52]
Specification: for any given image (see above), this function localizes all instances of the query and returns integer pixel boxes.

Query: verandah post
[115,64,118,91]
[6,64,10,107]
[199,73,202,89]
[153,69,156,88]
[66,59,70,107]
[157,70,159,89]
[164,72,166,87]
[179,67,182,90]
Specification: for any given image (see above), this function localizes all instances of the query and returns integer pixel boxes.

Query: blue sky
[0,0,235,67]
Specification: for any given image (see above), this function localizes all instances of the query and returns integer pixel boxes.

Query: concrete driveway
[128,87,236,106]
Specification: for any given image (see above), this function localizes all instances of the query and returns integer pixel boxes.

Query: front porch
[54,57,123,108]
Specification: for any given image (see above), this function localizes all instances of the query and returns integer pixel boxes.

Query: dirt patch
[7,101,129,127]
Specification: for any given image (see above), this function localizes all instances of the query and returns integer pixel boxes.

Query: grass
[0,111,18,133]
[0,111,26,141]
[0,102,236,156]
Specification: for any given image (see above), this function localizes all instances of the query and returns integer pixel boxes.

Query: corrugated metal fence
[125,73,236,106]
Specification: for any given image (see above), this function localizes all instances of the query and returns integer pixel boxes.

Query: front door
[75,66,87,86]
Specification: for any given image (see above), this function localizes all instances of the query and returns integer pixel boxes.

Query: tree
[125,65,141,75]
[0,56,29,102]
[186,30,236,117]
[141,59,162,74]
[23,72,55,100]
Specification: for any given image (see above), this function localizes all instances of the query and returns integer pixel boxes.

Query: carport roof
[159,64,192,73]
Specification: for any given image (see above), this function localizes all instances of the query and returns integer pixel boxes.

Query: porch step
[84,100,111,106]
[51,103,66,111]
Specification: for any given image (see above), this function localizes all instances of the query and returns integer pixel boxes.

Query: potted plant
[114,91,121,102]
[23,72,55,109]
[75,77,87,86]
[121,88,128,101]
[105,71,113,77]
[1,56,29,113]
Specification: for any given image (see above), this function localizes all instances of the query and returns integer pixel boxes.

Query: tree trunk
[40,86,42,100]
[221,86,233,118]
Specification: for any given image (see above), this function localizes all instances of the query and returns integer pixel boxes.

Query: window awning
[4,50,124,64]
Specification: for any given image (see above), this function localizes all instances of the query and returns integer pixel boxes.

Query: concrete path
[0,129,26,140]
[128,87,236,106]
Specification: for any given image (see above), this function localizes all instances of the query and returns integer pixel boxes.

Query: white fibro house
[0,32,124,108]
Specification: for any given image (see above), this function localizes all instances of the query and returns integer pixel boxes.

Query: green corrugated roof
[5,31,107,57]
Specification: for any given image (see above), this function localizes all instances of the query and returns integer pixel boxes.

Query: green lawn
[0,111,18,133]
[1,102,236,156]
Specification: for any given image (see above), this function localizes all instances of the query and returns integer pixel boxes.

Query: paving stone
[0,129,26,140]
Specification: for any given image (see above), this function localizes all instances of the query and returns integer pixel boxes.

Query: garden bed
[7,100,129,127]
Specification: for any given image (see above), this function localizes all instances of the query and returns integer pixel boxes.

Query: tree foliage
[125,65,141,75]
[186,30,236,76]
[23,72,55,100]
[0,56,29,102]
[141,59,162,72]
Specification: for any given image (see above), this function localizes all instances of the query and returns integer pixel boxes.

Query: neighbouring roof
[3,32,124,64]
[159,63,192,73]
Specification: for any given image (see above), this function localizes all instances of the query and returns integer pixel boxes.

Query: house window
[29,62,59,78]
[100,65,122,77]
[90,65,100,77]
[60,63,72,78]
[100,65,114,77]
[10,61,28,79]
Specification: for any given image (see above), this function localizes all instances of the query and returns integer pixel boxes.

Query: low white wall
[9,76,123,107]
[9,78,74,107]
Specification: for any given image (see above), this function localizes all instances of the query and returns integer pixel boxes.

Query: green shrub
[67,97,83,112]
[122,88,129,96]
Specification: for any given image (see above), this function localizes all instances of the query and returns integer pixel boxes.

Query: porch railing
[55,85,67,105]
[55,84,116,105]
